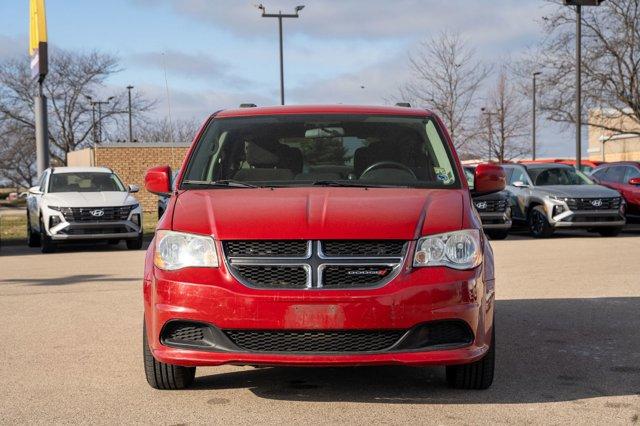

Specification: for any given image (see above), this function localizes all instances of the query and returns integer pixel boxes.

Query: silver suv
[502,163,625,237]
[26,167,143,253]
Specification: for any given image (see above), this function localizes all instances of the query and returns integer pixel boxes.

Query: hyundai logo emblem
[475,201,487,210]
[590,199,603,207]
[90,209,105,217]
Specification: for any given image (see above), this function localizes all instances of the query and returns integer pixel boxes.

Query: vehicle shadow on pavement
[191,297,640,404]
[0,274,138,286]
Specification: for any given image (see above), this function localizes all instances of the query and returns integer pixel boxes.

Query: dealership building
[67,143,189,213]
[588,109,640,162]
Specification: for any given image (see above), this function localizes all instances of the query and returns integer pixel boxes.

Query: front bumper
[50,220,141,240]
[144,253,495,368]
[479,211,512,230]
[549,209,625,228]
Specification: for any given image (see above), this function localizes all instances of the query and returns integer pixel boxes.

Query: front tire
[446,326,495,390]
[597,226,623,237]
[486,229,509,240]
[40,218,57,254]
[528,206,554,238]
[27,213,41,247]
[143,321,195,390]
[126,233,143,250]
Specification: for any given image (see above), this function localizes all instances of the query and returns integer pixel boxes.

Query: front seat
[233,143,294,182]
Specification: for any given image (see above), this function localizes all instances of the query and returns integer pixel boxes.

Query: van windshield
[182,115,459,189]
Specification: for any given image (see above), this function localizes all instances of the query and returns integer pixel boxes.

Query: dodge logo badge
[90,209,105,217]
[591,199,602,207]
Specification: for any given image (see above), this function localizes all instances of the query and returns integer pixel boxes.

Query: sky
[0,0,580,157]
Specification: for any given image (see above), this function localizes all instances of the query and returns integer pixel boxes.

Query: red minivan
[143,105,505,390]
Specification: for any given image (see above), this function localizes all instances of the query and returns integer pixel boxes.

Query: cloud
[129,50,251,88]
[131,0,551,43]
[0,34,28,60]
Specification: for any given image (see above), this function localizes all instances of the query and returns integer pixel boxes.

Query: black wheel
[486,229,509,240]
[108,239,120,245]
[143,321,195,390]
[158,207,164,219]
[126,233,143,250]
[40,218,57,253]
[528,206,554,238]
[597,226,623,237]
[446,326,495,390]
[27,213,41,247]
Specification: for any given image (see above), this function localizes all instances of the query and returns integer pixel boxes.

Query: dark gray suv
[502,163,625,237]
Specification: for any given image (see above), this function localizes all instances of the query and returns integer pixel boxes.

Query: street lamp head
[295,5,305,12]
[533,71,542,76]
[107,96,115,101]
[126,85,134,90]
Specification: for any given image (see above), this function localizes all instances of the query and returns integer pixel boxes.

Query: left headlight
[154,230,219,270]
[413,229,482,270]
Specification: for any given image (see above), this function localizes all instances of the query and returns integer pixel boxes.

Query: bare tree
[399,30,491,151]
[472,70,532,163]
[0,49,155,165]
[131,117,200,143]
[0,122,37,188]
[534,0,640,135]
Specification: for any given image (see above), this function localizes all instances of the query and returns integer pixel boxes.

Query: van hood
[43,191,139,207]
[537,184,620,198]
[171,187,464,240]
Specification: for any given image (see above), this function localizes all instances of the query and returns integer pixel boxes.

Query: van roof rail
[395,102,411,108]
[239,103,257,108]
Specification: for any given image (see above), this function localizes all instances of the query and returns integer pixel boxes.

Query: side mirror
[28,186,43,195]
[128,184,140,193]
[473,163,506,195]
[512,181,530,188]
[629,177,640,186]
[144,165,172,196]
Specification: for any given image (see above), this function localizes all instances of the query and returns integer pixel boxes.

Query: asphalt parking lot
[1,230,639,424]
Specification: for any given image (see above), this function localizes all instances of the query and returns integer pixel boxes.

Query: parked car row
[468,161,638,239]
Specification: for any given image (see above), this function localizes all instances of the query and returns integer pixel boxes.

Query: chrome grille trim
[224,240,407,290]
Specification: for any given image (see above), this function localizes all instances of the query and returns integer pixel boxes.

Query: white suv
[26,166,143,253]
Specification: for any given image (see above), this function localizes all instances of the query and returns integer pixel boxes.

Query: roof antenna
[161,51,176,165]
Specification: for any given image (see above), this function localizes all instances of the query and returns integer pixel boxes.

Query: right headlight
[413,229,482,270]
[154,230,219,270]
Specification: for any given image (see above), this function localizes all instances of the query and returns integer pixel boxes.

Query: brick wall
[588,110,640,162]
[68,143,190,213]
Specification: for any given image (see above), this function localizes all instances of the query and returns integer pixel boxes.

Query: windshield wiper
[182,179,259,188]
[311,180,383,188]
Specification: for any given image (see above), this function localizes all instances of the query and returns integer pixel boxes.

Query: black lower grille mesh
[322,265,393,288]
[233,265,308,288]
[224,329,405,352]
[161,322,209,347]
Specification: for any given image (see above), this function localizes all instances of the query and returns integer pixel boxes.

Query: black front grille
[59,226,129,235]
[234,265,308,288]
[322,265,393,288]
[57,206,133,222]
[224,329,405,352]
[321,240,405,257]
[224,240,308,257]
[565,197,621,211]
[475,199,508,212]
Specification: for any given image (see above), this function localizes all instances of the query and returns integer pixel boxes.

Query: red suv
[142,105,505,390]
[591,162,640,218]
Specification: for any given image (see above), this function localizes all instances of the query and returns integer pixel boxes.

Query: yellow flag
[29,0,47,57]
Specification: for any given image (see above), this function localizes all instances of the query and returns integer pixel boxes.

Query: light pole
[532,71,542,160]
[563,0,605,170]
[85,96,114,144]
[482,108,497,163]
[257,4,305,105]
[126,85,134,142]
[84,95,97,145]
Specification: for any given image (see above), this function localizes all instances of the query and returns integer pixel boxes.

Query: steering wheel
[359,161,417,180]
